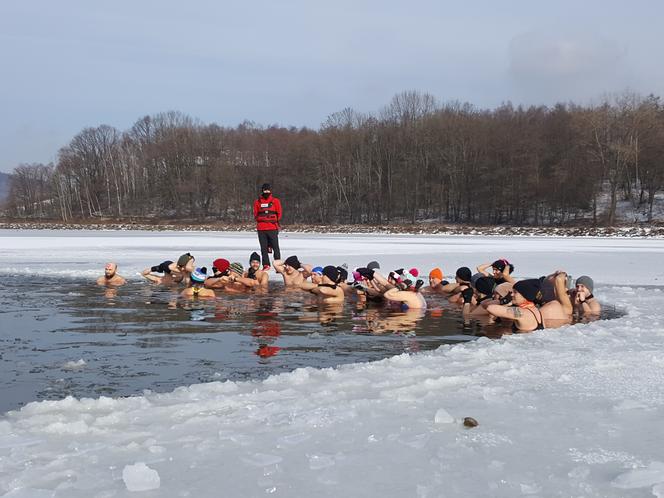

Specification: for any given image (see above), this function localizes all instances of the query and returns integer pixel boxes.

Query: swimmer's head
[575,275,594,294]
[249,252,261,270]
[455,267,472,284]
[513,279,542,304]
[104,262,117,278]
[336,266,348,284]
[492,259,514,275]
[429,268,443,285]
[311,266,324,284]
[367,261,380,271]
[230,262,244,276]
[474,276,496,297]
[191,267,207,284]
[177,253,195,272]
[284,255,301,273]
[322,265,340,285]
[213,258,230,276]
[493,282,513,301]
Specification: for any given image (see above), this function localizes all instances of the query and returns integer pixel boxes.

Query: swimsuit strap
[526,307,544,329]
[318,283,338,290]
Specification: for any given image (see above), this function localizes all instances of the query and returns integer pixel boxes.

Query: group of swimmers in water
[97,251,601,334]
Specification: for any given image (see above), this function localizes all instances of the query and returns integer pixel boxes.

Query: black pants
[257,230,281,265]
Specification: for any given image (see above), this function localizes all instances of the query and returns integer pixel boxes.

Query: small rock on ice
[122,462,161,492]
[434,408,454,424]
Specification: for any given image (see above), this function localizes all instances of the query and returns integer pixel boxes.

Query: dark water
[0,277,623,413]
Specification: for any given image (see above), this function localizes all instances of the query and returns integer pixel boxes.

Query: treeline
[5,91,664,225]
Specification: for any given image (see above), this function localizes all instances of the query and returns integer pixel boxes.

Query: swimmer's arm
[383,288,411,302]
[311,285,337,297]
[580,296,601,314]
[205,276,229,289]
[486,304,518,320]
[501,265,515,283]
[300,281,317,291]
[370,272,395,291]
[140,272,162,284]
[234,275,259,288]
[300,264,313,278]
[273,259,285,274]
[257,272,269,286]
[477,263,492,276]
[554,272,573,315]
[440,282,458,293]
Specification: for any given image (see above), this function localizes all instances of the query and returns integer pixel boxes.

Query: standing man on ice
[253,183,282,270]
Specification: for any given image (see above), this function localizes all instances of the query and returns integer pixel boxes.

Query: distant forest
[4,91,664,226]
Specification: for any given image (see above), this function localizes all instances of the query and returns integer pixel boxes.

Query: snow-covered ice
[121,462,161,492]
[0,230,663,497]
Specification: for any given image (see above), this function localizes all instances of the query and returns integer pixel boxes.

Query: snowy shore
[2,221,664,238]
[0,230,663,497]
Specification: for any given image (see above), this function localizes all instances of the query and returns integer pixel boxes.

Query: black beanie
[513,279,543,303]
[261,183,271,191]
[285,255,301,270]
[456,266,472,282]
[475,276,496,296]
[249,251,261,263]
[323,265,340,283]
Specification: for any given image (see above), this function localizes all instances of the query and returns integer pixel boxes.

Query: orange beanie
[429,268,444,280]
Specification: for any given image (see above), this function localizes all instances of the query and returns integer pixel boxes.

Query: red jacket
[254,194,282,231]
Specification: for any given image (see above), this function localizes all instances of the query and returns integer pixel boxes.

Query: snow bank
[0,230,663,497]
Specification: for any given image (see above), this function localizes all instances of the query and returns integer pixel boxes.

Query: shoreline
[1,220,664,237]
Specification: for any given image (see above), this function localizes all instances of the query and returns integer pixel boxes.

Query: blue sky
[1,0,662,172]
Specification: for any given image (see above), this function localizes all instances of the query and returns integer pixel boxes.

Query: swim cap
[492,259,507,271]
[402,272,418,287]
[213,258,230,274]
[249,252,261,263]
[177,253,194,267]
[230,262,244,275]
[285,255,301,270]
[311,266,323,275]
[336,266,348,283]
[475,276,496,296]
[322,265,340,283]
[191,268,206,283]
[408,268,419,278]
[575,275,594,293]
[513,279,543,303]
[429,268,443,280]
[367,261,380,271]
[492,259,515,274]
[456,267,472,282]
[470,272,483,288]
[152,260,173,274]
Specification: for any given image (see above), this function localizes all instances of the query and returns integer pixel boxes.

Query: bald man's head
[104,262,117,278]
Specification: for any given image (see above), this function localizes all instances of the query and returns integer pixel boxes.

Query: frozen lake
[0,230,663,497]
